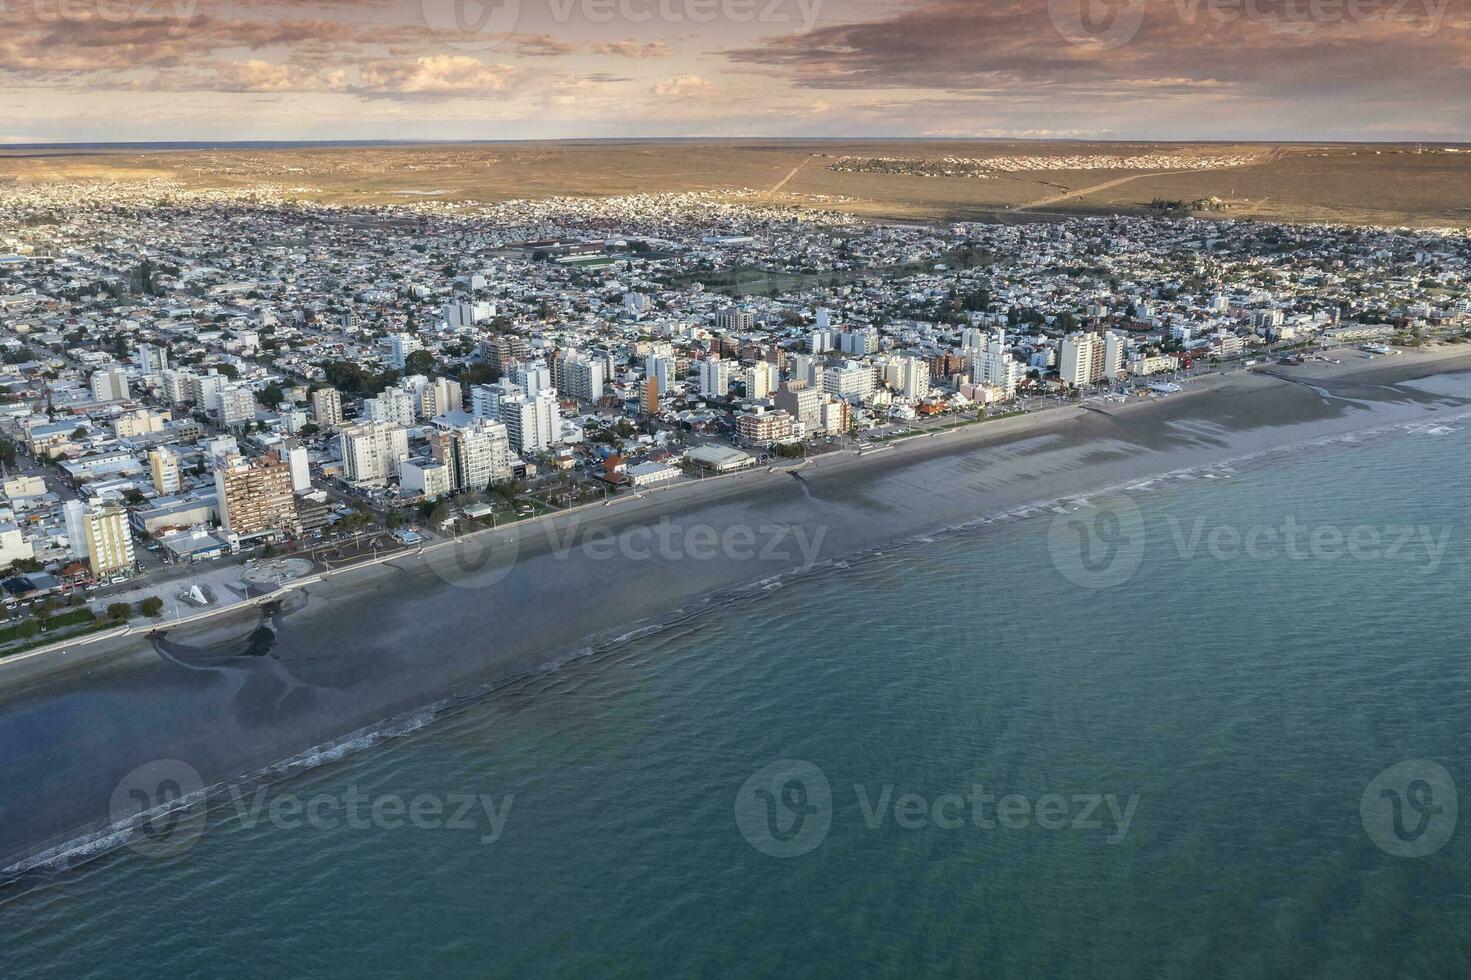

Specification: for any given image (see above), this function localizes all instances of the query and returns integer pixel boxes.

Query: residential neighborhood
[0,177,1467,651]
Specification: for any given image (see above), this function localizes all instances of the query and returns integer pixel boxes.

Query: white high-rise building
[310,387,344,428]
[366,387,416,428]
[419,377,463,419]
[823,361,875,403]
[970,331,1026,399]
[471,380,522,420]
[65,500,134,577]
[1103,332,1125,379]
[135,343,169,375]
[1060,332,1102,387]
[1059,330,1125,387]
[442,300,493,331]
[191,372,224,410]
[558,351,605,404]
[716,308,754,332]
[284,440,312,493]
[837,329,877,357]
[339,422,409,486]
[431,418,512,492]
[149,447,181,495]
[63,499,88,561]
[498,391,560,455]
[645,353,676,395]
[699,357,731,398]
[788,354,819,389]
[510,360,552,398]
[744,363,778,401]
[215,385,255,427]
[160,369,194,406]
[90,366,130,403]
[387,332,423,370]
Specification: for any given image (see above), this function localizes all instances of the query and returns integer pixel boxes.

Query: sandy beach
[4,347,1471,875]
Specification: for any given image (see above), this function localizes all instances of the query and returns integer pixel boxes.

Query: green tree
[404,350,436,376]
[105,602,133,622]
[139,596,164,618]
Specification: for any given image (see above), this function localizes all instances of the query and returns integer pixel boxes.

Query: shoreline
[3,346,1471,876]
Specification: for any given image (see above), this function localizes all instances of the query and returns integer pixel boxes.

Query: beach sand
[3,348,1471,873]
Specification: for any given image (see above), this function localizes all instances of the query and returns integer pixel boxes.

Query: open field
[2,140,1470,227]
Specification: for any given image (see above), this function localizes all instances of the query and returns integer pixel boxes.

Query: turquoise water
[3,425,1470,977]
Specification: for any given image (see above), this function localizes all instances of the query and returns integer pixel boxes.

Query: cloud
[725,0,1471,99]
[513,33,578,57]
[353,55,519,97]
[592,39,673,58]
[652,73,711,97]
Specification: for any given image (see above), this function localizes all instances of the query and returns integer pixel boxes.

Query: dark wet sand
[4,351,1470,872]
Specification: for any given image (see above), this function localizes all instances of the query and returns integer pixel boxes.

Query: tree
[404,350,436,376]
[17,620,40,639]
[259,382,285,407]
[105,602,133,622]
[139,596,164,618]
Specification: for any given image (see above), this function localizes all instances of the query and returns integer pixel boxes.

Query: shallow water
[2,423,1469,977]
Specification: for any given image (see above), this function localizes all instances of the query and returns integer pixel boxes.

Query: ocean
[2,421,1468,977]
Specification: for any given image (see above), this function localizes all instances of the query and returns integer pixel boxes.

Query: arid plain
[3,139,1470,228]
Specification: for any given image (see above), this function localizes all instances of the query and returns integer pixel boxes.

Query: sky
[1,0,1468,143]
